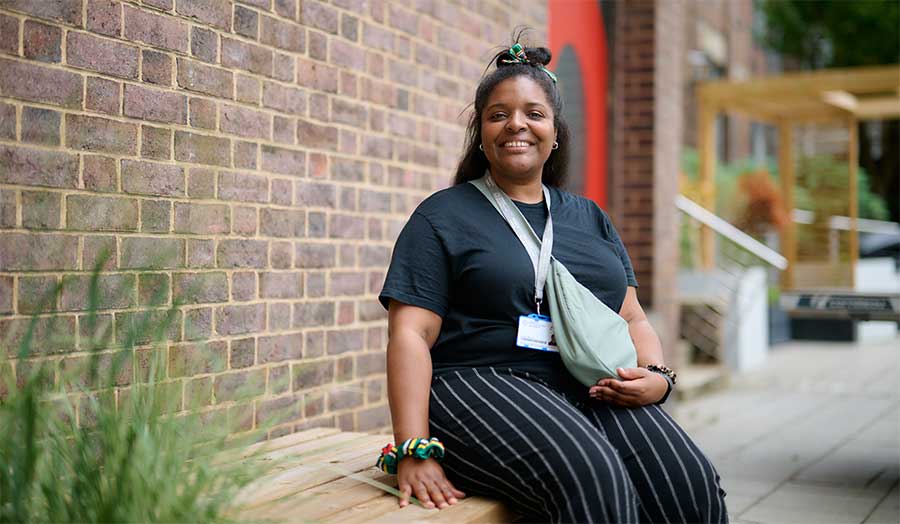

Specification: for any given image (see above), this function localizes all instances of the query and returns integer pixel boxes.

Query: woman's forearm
[628,318,665,367]
[386,329,434,443]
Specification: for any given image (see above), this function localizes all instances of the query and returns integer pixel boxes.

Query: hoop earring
[552,141,559,150]
[479,144,483,151]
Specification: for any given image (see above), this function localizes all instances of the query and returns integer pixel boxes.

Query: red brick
[140,125,172,160]
[234,141,258,169]
[140,199,170,233]
[309,92,328,120]
[66,114,137,155]
[0,58,82,108]
[233,5,259,39]
[260,15,304,53]
[230,271,255,301]
[59,274,135,312]
[123,84,186,124]
[1,316,76,356]
[270,179,292,207]
[220,104,271,140]
[190,26,217,63]
[292,301,333,327]
[173,272,228,304]
[238,0,272,9]
[82,235,116,271]
[142,49,172,85]
[186,238,214,268]
[307,211,326,238]
[218,171,268,203]
[0,103,11,142]
[301,0,338,34]
[296,57,338,93]
[259,271,302,299]
[362,135,392,160]
[143,0,173,11]
[328,214,364,239]
[292,360,333,390]
[296,119,337,151]
[23,20,61,62]
[0,275,12,314]
[308,29,326,60]
[339,71,357,97]
[262,81,306,115]
[215,369,265,403]
[121,159,183,196]
[232,206,257,236]
[215,303,264,336]
[80,154,116,193]
[0,189,15,228]
[186,376,213,408]
[294,181,335,208]
[217,239,267,268]
[85,77,120,115]
[273,115,294,144]
[293,242,332,268]
[340,13,358,41]
[66,195,138,231]
[361,22,391,53]
[222,37,272,76]
[261,145,305,176]
[177,58,233,99]
[329,271,365,296]
[188,97,216,129]
[330,38,365,70]
[168,341,226,377]
[21,190,60,229]
[268,240,290,269]
[66,32,138,79]
[230,337,256,369]
[326,328,363,356]
[235,74,260,104]
[1,0,81,26]
[120,237,183,269]
[274,0,297,19]
[123,4,187,52]
[137,273,169,307]
[186,167,215,199]
[174,202,230,234]
[184,306,213,340]
[21,106,60,146]
[260,208,304,238]
[0,14,19,55]
[332,99,367,128]
[86,0,120,37]
[176,0,231,30]
[0,145,78,188]
[272,52,295,82]
[174,131,230,167]
[328,387,362,410]
[0,233,78,271]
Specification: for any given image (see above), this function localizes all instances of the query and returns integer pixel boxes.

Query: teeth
[503,141,530,147]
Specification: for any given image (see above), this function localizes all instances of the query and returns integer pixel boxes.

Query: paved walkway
[674,336,899,524]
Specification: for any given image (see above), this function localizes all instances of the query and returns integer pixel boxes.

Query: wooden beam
[778,121,795,290]
[697,99,716,270]
[848,117,859,289]
[854,96,900,119]
[698,65,900,104]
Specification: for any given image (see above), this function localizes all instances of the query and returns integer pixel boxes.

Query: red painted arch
[548,0,609,207]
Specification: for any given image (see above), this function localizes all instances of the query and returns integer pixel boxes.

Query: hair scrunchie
[376,437,445,474]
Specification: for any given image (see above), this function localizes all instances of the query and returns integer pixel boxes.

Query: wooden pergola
[695,65,900,289]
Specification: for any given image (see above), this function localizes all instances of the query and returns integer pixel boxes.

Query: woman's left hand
[589,367,668,407]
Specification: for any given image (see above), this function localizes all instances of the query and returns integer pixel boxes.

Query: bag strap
[470,173,553,313]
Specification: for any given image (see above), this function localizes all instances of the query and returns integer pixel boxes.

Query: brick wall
[610,0,683,358]
[0,0,545,437]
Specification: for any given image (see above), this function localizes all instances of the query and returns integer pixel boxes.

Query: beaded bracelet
[376,437,445,474]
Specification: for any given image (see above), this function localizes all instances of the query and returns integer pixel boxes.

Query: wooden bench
[230,427,517,523]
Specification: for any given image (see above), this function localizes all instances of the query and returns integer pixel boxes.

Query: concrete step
[675,364,730,401]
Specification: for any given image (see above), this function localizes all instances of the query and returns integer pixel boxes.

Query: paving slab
[674,336,900,523]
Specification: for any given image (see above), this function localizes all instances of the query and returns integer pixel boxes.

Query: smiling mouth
[500,140,533,150]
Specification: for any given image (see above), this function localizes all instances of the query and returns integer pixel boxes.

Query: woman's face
[480,75,557,181]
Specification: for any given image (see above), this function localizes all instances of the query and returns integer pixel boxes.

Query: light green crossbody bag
[470,174,637,386]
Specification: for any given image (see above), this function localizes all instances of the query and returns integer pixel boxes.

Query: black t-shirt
[379,182,638,390]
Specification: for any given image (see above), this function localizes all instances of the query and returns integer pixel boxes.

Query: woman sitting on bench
[377,34,729,524]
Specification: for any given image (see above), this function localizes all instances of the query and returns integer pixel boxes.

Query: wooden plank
[236,468,396,522]
[368,496,518,524]
[779,120,796,290]
[242,427,341,458]
[848,117,859,289]
[697,100,716,270]
[234,435,386,509]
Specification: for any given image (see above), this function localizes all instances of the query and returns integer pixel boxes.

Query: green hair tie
[501,43,558,84]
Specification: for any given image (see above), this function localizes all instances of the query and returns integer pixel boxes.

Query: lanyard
[482,173,553,314]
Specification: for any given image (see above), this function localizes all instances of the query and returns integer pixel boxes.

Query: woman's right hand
[396,458,466,509]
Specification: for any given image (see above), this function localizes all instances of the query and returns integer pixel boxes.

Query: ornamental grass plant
[0,256,278,523]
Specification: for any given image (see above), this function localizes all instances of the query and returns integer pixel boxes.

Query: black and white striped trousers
[428,367,728,524]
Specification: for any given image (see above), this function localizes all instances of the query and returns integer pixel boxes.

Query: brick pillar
[611,0,684,360]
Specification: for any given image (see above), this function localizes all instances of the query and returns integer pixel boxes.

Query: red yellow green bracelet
[376,437,445,474]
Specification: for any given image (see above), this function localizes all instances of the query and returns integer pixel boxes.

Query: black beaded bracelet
[644,365,676,405]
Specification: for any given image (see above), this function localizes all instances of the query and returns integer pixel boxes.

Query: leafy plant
[0,258,278,523]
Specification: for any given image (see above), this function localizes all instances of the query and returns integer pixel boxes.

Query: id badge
[516,314,558,352]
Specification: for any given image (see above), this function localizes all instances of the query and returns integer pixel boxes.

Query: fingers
[398,483,412,508]
[447,481,466,501]
[413,481,435,509]
[427,480,449,509]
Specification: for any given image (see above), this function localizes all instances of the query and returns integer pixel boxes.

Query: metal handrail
[676,194,789,270]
